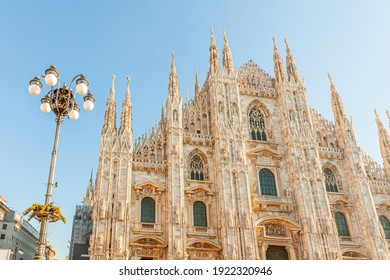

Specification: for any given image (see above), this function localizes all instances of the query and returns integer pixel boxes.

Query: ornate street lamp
[28,65,95,260]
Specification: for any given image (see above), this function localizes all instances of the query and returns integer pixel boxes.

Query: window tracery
[189,154,207,181]
[249,107,267,141]
[323,168,339,192]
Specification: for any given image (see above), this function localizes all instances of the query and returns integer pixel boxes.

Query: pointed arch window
[259,169,277,196]
[141,197,155,223]
[379,216,390,239]
[335,212,350,236]
[324,168,339,192]
[190,154,205,181]
[193,201,207,227]
[249,107,267,141]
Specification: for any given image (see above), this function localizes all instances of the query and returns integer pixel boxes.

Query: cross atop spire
[168,52,179,98]
[222,29,233,73]
[285,39,299,83]
[209,26,220,74]
[272,37,286,82]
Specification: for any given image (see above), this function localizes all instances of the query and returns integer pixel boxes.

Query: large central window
[141,197,156,223]
[259,168,277,196]
[335,212,350,236]
[193,201,207,227]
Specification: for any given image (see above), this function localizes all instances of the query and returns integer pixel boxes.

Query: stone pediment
[133,181,165,201]
[376,201,390,216]
[329,197,353,212]
[185,186,214,202]
[247,147,282,166]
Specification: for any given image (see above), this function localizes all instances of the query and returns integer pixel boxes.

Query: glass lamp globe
[83,100,94,111]
[40,102,51,113]
[69,109,79,120]
[29,84,41,96]
[76,83,88,95]
[45,73,58,87]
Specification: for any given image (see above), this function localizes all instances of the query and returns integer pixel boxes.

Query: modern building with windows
[68,173,93,260]
[0,210,39,260]
[89,30,390,260]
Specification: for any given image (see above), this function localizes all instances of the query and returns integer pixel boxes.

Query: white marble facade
[88,30,390,260]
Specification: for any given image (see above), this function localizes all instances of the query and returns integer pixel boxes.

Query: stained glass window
[141,197,155,223]
[335,212,350,236]
[259,169,277,196]
[379,216,390,239]
[193,201,207,227]
[324,168,339,192]
[249,108,267,141]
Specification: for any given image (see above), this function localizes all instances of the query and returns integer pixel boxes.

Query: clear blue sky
[0,1,389,260]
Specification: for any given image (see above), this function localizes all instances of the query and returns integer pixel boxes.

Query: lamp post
[28,65,95,260]
[11,243,24,260]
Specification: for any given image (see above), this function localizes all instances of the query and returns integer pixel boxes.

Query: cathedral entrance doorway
[265,245,289,260]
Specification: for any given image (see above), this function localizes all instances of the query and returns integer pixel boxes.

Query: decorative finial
[171,51,175,63]
[127,75,131,86]
[210,26,214,36]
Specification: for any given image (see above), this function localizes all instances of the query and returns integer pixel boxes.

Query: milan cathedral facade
[88,29,390,260]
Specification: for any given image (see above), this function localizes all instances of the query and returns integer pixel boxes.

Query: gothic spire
[119,76,132,136]
[161,100,165,121]
[285,39,299,83]
[168,52,179,98]
[328,73,347,126]
[195,67,201,98]
[83,169,94,205]
[375,110,390,179]
[209,26,220,74]
[272,37,286,82]
[222,30,233,73]
[102,75,117,135]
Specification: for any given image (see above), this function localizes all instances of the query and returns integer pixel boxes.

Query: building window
[190,154,205,181]
[335,212,350,236]
[0,234,5,239]
[2,224,7,230]
[249,107,267,141]
[379,216,390,239]
[323,168,339,192]
[141,197,155,223]
[259,169,277,196]
[193,201,207,227]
